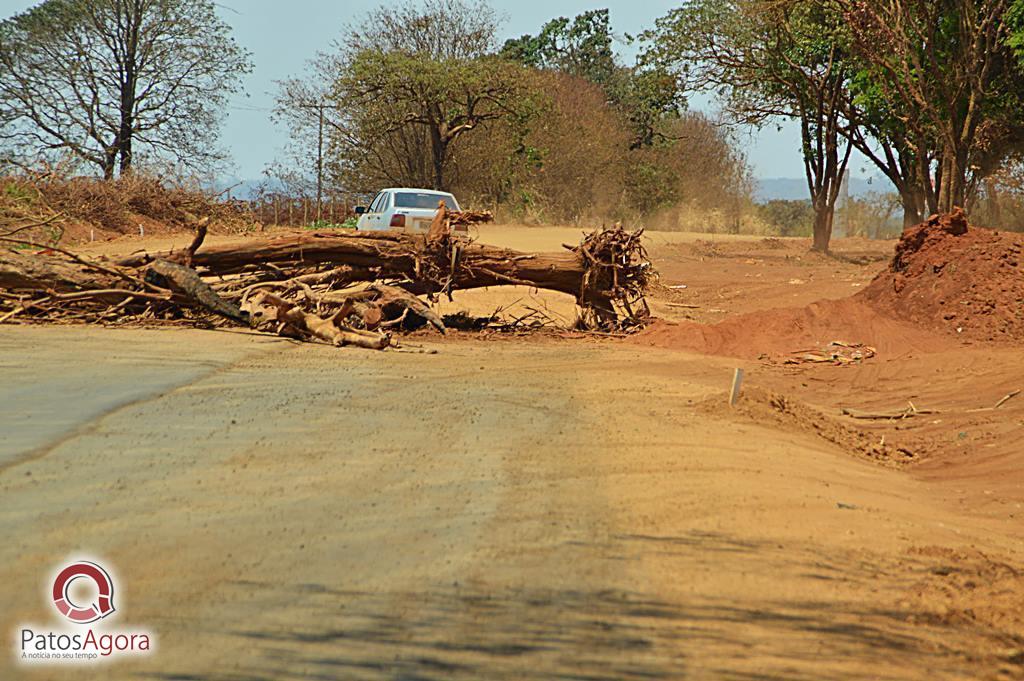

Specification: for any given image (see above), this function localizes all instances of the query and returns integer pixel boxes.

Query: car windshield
[394,191,460,211]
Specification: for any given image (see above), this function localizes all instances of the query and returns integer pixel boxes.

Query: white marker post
[729,368,745,407]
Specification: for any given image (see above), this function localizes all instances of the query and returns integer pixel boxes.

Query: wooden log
[0,251,120,292]
[116,230,592,299]
[243,291,390,349]
[840,406,939,420]
[148,259,249,325]
[367,282,446,333]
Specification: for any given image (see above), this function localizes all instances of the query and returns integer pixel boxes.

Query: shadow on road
[142,531,981,681]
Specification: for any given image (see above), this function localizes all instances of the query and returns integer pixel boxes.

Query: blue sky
[1,0,860,183]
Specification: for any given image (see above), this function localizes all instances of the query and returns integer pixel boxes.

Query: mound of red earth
[634,209,1023,358]
[856,209,1024,342]
[633,298,945,359]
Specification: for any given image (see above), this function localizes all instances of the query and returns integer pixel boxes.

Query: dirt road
[2,321,1022,680]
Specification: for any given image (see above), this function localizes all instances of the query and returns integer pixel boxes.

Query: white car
[355,188,464,232]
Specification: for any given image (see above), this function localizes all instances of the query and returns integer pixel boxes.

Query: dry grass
[1,172,255,244]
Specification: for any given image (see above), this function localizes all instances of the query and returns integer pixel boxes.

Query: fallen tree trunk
[1,251,120,292]
[117,228,650,323]
[3,224,652,346]
[118,231,588,296]
[148,258,249,325]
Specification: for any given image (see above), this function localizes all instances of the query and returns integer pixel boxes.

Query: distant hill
[212,177,269,200]
[755,176,890,203]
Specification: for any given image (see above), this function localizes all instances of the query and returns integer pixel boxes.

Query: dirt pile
[857,208,1024,341]
[635,210,1023,359]
[632,298,946,359]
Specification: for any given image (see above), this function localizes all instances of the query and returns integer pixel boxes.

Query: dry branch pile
[0,208,652,350]
[447,209,494,230]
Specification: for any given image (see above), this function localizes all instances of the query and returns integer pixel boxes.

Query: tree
[275,0,534,193]
[337,50,532,191]
[272,1,750,223]
[500,9,618,85]
[967,153,1024,231]
[501,9,686,149]
[608,65,687,150]
[758,199,816,236]
[0,0,252,178]
[841,0,1024,213]
[843,69,931,227]
[646,0,854,251]
[845,190,902,238]
[621,111,751,224]
[502,70,630,222]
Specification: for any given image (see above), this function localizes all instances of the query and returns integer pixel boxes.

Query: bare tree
[343,0,498,60]
[0,0,252,178]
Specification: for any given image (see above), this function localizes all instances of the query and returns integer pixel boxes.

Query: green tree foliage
[273,2,751,227]
[646,0,853,251]
[493,7,740,226]
[609,67,686,150]
[844,65,929,228]
[841,0,1024,214]
[1006,0,1024,57]
[757,199,815,237]
[500,9,686,150]
[500,9,617,85]
[645,0,1024,230]
[0,0,252,178]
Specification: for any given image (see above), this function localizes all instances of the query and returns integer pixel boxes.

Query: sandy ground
[72,222,760,257]
[2,225,1023,680]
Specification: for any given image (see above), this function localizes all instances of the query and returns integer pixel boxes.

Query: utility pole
[316,104,324,222]
[299,101,328,222]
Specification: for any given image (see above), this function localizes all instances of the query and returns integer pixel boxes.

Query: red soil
[856,209,1024,342]
[632,298,947,359]
[635,209,1024,358]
